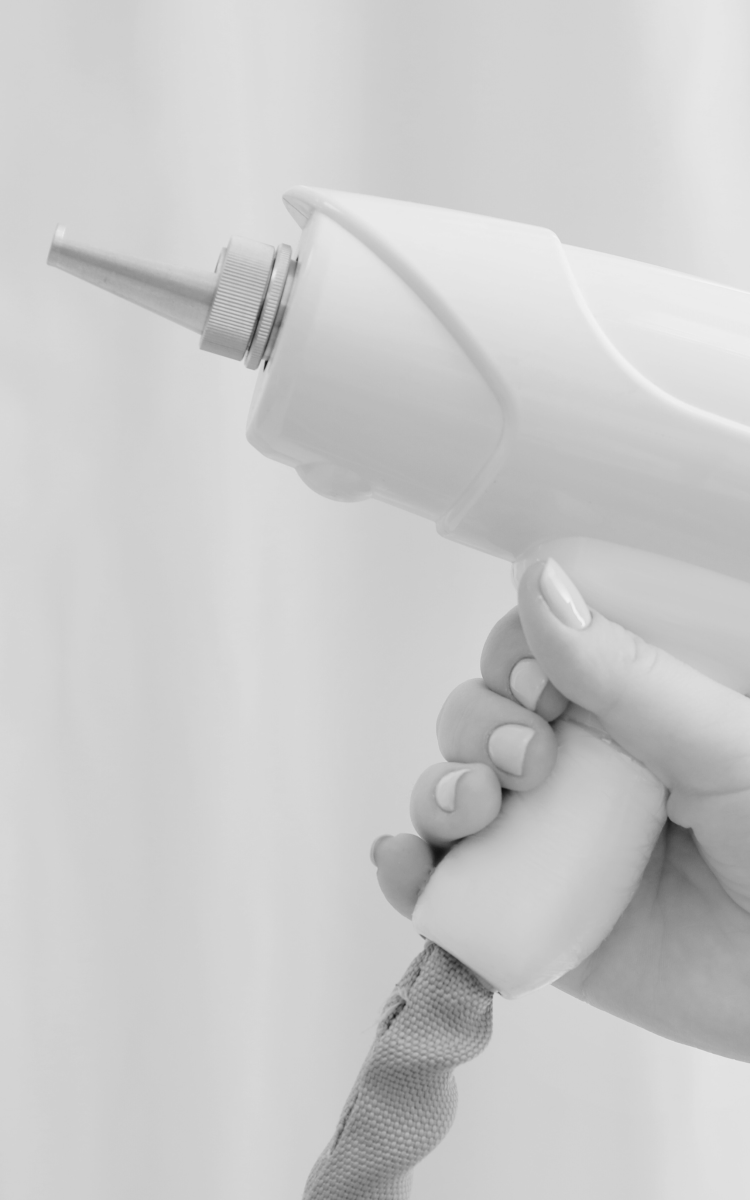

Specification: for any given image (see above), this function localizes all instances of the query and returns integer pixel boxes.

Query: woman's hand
[372,559,750,1061]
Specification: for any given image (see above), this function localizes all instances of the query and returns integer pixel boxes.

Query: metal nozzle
[47,226,218,334]
[47,227,295,367]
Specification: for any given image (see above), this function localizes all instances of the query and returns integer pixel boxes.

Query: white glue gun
[48,188,750,997]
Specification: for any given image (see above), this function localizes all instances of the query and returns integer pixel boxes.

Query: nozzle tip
[47,225,67,267]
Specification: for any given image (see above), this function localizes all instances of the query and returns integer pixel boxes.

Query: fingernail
[539,559,591,630]
[370,834,392,866]
[509,657,548,710]
[488,724,535,776]
[435,767,471,813]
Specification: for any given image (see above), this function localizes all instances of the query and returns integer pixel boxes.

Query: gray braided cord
[302,942,494,1200]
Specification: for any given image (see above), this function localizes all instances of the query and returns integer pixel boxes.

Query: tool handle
[412,714,667,998]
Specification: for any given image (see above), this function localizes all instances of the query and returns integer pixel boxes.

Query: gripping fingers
[373,609,567,921]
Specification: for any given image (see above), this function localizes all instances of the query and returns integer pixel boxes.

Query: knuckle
[436,678,485,753]
[622,631,661,685]
[598,624,662,714]
[479,609,524,687]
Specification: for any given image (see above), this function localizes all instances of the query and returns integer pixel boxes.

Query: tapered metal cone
[47,226,218,334]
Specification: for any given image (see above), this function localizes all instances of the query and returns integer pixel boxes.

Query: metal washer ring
[245,244,293,370]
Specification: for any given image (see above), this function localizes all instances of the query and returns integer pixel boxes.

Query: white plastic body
[246,188,750,992]
[249,188,750,689]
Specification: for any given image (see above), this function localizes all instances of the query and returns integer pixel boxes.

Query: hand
[372,559,750,1061]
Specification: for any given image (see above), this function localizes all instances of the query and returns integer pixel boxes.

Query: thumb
[517,559,750,798]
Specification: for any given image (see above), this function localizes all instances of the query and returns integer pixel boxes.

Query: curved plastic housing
[259,189,750,556]
[249,188,750,683]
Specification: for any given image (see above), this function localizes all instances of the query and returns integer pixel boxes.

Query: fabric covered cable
[301,941,494,1199]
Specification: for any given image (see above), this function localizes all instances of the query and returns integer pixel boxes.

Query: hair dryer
[48,187,750,998]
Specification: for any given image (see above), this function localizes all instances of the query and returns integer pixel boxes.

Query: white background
[4,1,750,1196]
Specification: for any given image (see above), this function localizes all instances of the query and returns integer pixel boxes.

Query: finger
[517,558,750,797]
[480,608,569,721]
[371,833,436,918]
[410,761,503,848]
[436,679,558,792]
